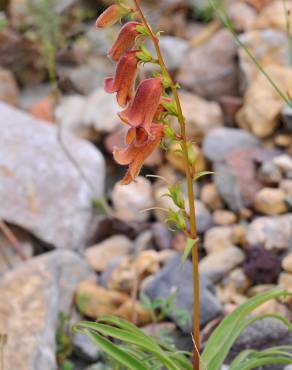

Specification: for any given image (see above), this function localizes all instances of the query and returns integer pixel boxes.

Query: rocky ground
[0,0,291,369]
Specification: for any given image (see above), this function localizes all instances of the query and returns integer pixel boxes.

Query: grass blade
[85,330,149,370]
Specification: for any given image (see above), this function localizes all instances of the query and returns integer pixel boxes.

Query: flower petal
[104,51,139,107]
[108,22,141,61]
[96,5,121,28]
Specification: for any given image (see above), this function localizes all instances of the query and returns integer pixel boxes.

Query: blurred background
[0,0,291,369]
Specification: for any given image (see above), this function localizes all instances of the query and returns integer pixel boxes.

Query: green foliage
[28,0,66,87]
[61,360,74,370]
[166,208,186,231]
[0,12,7,31]
[75,292,90,315]
[92,198,110,216]
[195,4,215,22]
[201,288,292,369]
[56,312,73,369]
[140,293,190,328]
[75,289,292,370]
[181,237,198,263]
[74,316,192,370]
[163,182,185,209]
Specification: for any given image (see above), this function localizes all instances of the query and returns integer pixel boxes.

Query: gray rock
[178,29,238,99]
[228,318,292,362]
[259,161,282,185]
[0,102,105,249]
[199,246,245,283]
[214,162,243,211]
[141,254,222,333]
[0,250,94,370]
[196,200,213,233]
[247,214,292,250]
[203,127,260,163]
[85,364,112,370]
[239,30,290,90]
[151,36,189,70]
[282,104,292,131]
[20,83,52,110]
[58,58,111,95]
[73,332,101,362]
[56,88,120,136]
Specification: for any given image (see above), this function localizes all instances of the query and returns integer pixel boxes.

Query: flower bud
[108,21,142,61]
[96,5,121,28]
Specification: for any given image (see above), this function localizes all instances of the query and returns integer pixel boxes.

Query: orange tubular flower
[119,77,163,133]
[104,51,139,107]
[108,21,142,61]
[96,5,121,28]
[114,124,164,184]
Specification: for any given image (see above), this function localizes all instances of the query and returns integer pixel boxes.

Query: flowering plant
[75,1,292,369]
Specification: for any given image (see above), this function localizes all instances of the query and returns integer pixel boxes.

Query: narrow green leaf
[194,171,215,182]
[181,237,198,264]
[229,350,258,369]
[86,330,149,370]
[201,289,292,370]
[231,356,292,370]
[76,322,180,370]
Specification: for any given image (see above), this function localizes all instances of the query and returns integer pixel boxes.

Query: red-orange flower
[119,77,163,133]
[104,51,139,107]
[96,5,121,28]
[114,124,164,184]
[108,21,142,61]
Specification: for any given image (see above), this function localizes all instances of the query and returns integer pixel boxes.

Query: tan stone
[204,226,233,254]
[254,188,288,215]
[85,235,133,272]
[280,180,292,196]
[108,251,160,293]
[175,91,223,142]
[282,253,292,273]
[273,154,292,174]
[76,281,128,319]
[252,298,290,318]
[213,210,237,226]
[112,176,154,222]
[247,284,276,297]
[199,246,245,281]
[201,182,223,210]
[255,0,292,31]
[0,251,93,370]
[115,300,152,327]
[274,133,292,147]
[231,224,247,246]
[237,66,292,138]
[278,272,292,291]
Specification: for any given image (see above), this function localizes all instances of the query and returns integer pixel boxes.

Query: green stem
[133,2,200,368]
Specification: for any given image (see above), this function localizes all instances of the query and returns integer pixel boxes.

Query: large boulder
[0,250,94,370]
[0,102,105,249]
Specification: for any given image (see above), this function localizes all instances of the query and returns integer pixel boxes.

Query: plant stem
[133,1,200,368]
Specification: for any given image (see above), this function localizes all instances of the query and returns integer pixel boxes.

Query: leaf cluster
[74,289,292,370]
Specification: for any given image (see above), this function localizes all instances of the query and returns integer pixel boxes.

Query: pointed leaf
[181,237,198,264]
